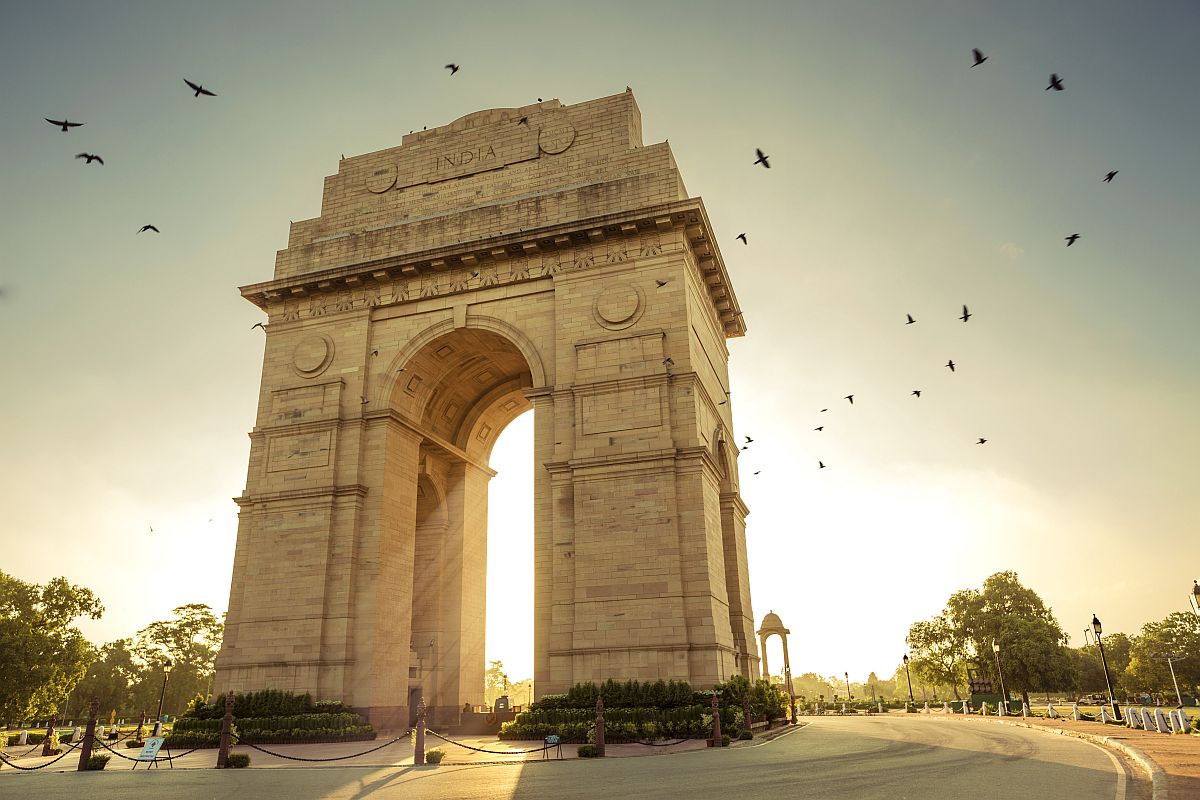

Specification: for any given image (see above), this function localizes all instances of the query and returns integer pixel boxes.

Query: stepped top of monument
[245,89,745,338]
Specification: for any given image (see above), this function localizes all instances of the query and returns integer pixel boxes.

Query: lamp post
[991,639,1008,711]
[1190,580,1200,615]
[1091,615,1121,721]
[902,655,915,704]
[155,657,173,727]
[1152,653,1185,707]
[844,672,852,704]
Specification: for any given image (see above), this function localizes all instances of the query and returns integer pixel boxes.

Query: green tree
[0,571,103,722]
[906,614,968,699]
[130,604,223,717]
[1071,632,1131,698]
[484,659,510,708]
[67,638,139,719]
[1124,612,1200,702]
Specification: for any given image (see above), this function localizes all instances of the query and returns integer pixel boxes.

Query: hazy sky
[2,1,1197,687]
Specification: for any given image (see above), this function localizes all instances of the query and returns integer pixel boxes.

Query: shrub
[577,744,598,758]
[738,730,753,740]
[125,740,145,748]
[720,734,731,747]
[85,754,110,771]
[226,753,250,768]
[424,748,445,764]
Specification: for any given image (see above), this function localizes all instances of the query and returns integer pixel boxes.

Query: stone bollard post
[961,701,969,715]
[77,699,99,771]
[17,730,27,746]
[1152,707,1170,733]
[414,698,427,765]
[41,715,57,757]
[742,694,752,736]
[1021,702,1029,718]
[709,694,721,747]
[1072,703,1081,721]
[594,695,605,757]
[135,710,145,744]
[216,691,235,768]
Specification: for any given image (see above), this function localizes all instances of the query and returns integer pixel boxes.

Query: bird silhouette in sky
[517,116,528,126]
[75,152,103,164]
[184,78,217,97]
[360,396,369,405]
[818,461,826,469]
[845,395,854,404]
[753,470,761,475]
[137,224,160,234]
[946,360,956,372]
[820,408,828,412]
[741,445,749,451]
[912,390,921,397]
[655,279,668,287]
[906,314,916,324]
[736,233,748,245]
[814,426,824,431]
[745,436,753,443]
[1046,73,1064,91]
[1065,233,1081,246]
[1103,171,1118,183]
[45,118,83,132]
[251,322,266,331]
[753,148,770,168]
[971,48,988,67]
[371,349,379,356]
[959,304,971,322]
[662,357,674,367]
[445,64,460,75]
[976,438,988,445]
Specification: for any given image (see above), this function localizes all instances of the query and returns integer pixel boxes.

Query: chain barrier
[228,730,413,763]
[630,738,690,747]
[0,739,83,771]
[424,729,555,755]
[94,736,201,764]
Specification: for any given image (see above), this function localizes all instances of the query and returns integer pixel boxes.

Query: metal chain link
[0,739,83,771]
[424,729,555,755]
[229,730,412,762]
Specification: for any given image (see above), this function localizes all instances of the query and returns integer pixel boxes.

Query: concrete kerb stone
[933,714,1168,800]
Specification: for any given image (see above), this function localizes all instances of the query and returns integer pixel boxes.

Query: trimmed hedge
[499,705,712,742]
[172,690,373,748]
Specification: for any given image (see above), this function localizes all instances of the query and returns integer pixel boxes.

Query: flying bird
[1065,233,1080,246]
[137,224,160,234]
[251,322,266,331]
[1103,171,1118,183]
[745,436,753,443]
[912,390,921,397]
[976,438,988,445]
[814,426,824,431]
[360,396,370,405]
[718,400,726,405]
[844,395,854,404]
[946,360,956,372]
[445,63,460,75]
[45,118,84,132]
[971,48,988,67]
[741,445,749,451]
[184,78,217,97]
[371,349,379,356]
[753,148,770,168]
[818,461,826,469]
[662,357,674,367]
[1046,73,1064,91]
[736,233,748,245]
[906,313,916,325]
[517,116,528,126]
[655,279,668,287]
[959,304,971,322]
[75,152,103,164]
[820,408,828,412]
[753,471,761,475]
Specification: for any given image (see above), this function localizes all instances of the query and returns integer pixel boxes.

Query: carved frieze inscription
[580,386,663,437]
[267,429,333,473]
[270,381,342,425]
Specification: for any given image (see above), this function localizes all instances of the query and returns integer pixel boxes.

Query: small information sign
[137,737,165,761]
[542,734,562,760]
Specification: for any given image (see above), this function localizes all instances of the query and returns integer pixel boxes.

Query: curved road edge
[929,715,1166,800]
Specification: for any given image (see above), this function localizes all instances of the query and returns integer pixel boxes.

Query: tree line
[904,571,1199,704]
[0,570,223,724]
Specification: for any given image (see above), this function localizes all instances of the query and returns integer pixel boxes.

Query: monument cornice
[240,198,746,338]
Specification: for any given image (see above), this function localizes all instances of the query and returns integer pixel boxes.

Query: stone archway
[215,90,760,729]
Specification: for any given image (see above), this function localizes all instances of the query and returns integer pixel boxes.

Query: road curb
[934,714,1168,800]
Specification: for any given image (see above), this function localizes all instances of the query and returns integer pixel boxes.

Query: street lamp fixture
[155,657,174,727]
[844,672,852,703]
[991,639,1008,711]
[1090,615,1122,721]
[902,654,915,704]
[1190,580,1200,615]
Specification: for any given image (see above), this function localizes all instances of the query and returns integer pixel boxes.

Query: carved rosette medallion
[538,122,576,155]
[592,283,644,330]
[365,163,397,193]
[293,333,335,378]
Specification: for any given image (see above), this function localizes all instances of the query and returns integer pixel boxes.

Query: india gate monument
[215,89,759,728]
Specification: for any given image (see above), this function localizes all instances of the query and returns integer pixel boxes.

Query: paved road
[0,716,1133,799]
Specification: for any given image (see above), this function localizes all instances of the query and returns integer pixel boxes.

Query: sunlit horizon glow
[1,1,1196,690]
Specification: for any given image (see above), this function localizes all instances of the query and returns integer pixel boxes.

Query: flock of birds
[42,79,218,235]
[736,49,1122,471]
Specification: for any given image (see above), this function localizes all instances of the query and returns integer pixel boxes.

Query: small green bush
[738,730,753,740]
[124,740,145,749]
[226,753,250,768]
[577,744,598,758]
[85,754,110,771]
[720,734,731,747]
[424,748,445,764]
